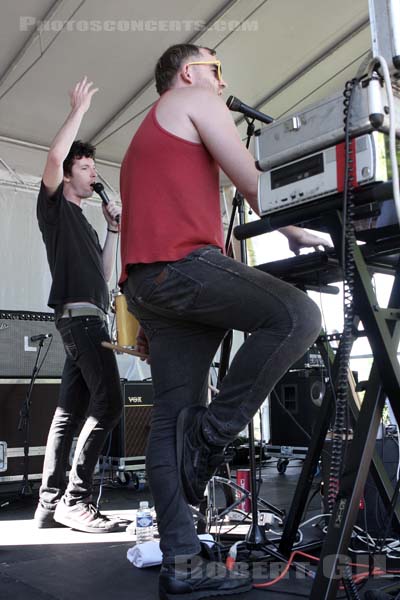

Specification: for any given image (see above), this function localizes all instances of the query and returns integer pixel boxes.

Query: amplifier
[107,381,154,472]
[0,380,59,482]
[255,83,400,173]
[257,132,392,216]
[0,311,65,378]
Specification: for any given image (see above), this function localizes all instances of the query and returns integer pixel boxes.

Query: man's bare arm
[188,89,332,253]
[43,77,98,195]
[188,88,259,210]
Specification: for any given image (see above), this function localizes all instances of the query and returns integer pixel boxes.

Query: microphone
[226,95,274,125]
[91,182,120,223]
[30,333,53,342]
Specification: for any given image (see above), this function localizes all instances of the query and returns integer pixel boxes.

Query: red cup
[236,468,251,512]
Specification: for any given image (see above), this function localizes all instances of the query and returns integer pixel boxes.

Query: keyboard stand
[237,197,400,598]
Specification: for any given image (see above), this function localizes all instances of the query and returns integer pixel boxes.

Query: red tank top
[119,99,224,284]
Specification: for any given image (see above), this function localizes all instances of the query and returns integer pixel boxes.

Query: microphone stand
[218,116,278,546]
[17,338,47,497]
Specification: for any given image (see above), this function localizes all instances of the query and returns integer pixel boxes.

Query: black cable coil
[327,78,361,600]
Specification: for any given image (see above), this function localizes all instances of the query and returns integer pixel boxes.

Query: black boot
[159,551,252,600]
[176,406,227,505]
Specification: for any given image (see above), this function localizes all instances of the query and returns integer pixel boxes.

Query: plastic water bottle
[136,501,154,543]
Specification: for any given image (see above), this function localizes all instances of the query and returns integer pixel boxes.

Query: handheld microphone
[226,95,274,125]
[30,333,53,342]
[91,182,120,223]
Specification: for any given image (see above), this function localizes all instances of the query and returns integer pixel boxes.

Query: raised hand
[43,77,98,193]
[69,76,98,114]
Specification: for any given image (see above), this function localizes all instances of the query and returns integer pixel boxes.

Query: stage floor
[0,460,392,599]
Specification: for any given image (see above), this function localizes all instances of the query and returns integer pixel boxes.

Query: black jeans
[39,315,122,508]
[124,246,321,563]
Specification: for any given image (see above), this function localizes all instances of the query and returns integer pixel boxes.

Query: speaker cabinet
[110,381,154,461]
[0,311,65,377]
[270,369,326,447]
[0,380,59,481]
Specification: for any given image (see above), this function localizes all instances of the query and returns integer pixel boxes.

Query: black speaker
[270,369,326,446]
[0,311,65,377]
[110,381,154,459]
[0,380,59,481]
[359,435,400,536]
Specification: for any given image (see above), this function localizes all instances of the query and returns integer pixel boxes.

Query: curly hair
[155,44,215,95]
[63,140,96,176]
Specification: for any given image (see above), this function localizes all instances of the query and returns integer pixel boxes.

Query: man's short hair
[63,140,96,176]
[155,44,216,95]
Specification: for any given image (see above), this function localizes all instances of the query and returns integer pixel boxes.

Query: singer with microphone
[120,44,329,600]
[34,77,122,533]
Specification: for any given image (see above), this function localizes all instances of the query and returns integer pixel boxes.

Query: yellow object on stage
[114,292,140,347]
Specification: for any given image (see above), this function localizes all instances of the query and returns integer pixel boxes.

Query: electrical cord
[114,226,120,290]
[328,77,358,511]
[36,335,54,373]
[396,424,400,483]
[302,483,324,517]
[253,549,400,592]
[325,76,361,600]
[377,476,400,555]
[299,512,331,529]
[318,289,338,409]
[220,513,392,593]
[108,221,121,342]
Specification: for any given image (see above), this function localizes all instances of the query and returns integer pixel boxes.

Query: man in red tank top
[120,44,329,599]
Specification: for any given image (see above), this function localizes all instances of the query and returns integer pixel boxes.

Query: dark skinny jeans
[124,246,321,563]
[39,315,122,508]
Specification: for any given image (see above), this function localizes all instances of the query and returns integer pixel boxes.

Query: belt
[59,307,107,320]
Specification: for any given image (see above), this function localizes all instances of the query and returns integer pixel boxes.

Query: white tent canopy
[0,0,371,185]
[0,0,373,311]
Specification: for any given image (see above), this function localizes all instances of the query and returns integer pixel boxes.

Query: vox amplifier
[107,381,154,472]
